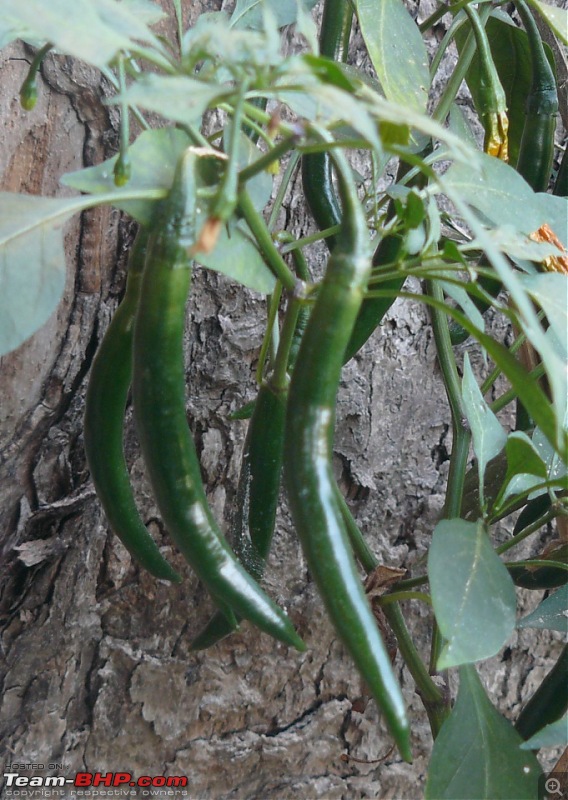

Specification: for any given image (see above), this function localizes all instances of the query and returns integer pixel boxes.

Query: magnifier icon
[545,777,563,796]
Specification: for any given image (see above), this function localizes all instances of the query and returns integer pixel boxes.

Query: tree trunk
[0,3,561,798]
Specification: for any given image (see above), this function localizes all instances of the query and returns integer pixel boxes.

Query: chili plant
[0,0,567,796]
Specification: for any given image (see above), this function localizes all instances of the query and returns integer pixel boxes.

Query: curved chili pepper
[515,0,558,192]
[132,148,304,651]
[84,230,181,583]
[516,644,568,741]
[285,144,412,761]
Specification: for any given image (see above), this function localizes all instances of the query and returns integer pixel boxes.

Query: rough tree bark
[0,2,562,799]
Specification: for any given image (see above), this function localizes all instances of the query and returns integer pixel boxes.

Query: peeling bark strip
[0,2,562,798]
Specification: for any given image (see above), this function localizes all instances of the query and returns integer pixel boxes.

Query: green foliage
[461,353,507,506]
[428,519,516,668]
[520,713,568,749]
[530,0,568,45]
[517,587,568,633]
[355,0,430,112]
[425,665,542,800]
[1,0,567,792]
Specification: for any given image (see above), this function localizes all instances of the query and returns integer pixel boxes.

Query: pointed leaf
[445,152,553,236]
[425,665,542,800]
[493,431,549,509]
[195,218,275,294]
[355,0,430,112]
[230,0,318,31]
[62,128,272,227]
[0,194,73,356]
[530,0,568,45]
[521,273,568,359]
[520,713,568,749]
[62,128,191,225]
[1,0,163,68]
[517,587,568,633]
[429,519,516,668]
[462,352,507,492]
[109,75,230,129]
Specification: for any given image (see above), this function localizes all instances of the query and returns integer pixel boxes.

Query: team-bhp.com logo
[3,770,190,796]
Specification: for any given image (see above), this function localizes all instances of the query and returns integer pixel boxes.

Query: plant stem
[237,190,297,291]
[432,4,492,124]
[425,280,471,675]
[337,486,450,736]
[256,285,282,384]
[496,506,566,554]
[239,136,298,183]
[271,298,300,391]
[268,151,301,232]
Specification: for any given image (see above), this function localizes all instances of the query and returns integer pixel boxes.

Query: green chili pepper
[285,143,412,761]
[515,0,558,192]
[19,43,52,111]
[515,644,568,741]
[132,148,304,651]
[191,281,306,650]
[84,231,181,582]
[463,5,509,160]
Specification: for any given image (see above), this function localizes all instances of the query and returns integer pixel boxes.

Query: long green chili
[132,148,304,651]
[515,0,559,191]
[285,143,412,761]
[84,230,181,583]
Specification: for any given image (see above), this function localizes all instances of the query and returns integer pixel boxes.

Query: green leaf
[532,425,568,487]
[1,0,163,68]
[428,519,516,668]
[231,0,318,31]
[425,665,542,800]
[0,194,73,356]
[517,587,568,633]
[109,75,231,129]
[440,177,568,461]
[520,713,568,749]
[195,218,276,294]
[355,0,430,112]
[442,282,485,334]
[119,0,165,25]
[529,0,568,45]
[521,273,568,358]
[62,128,272,228]
[0,184,176,355]
[445,151,553,236]
[62,128,191,225]
[277,70,383,155]
[448,103,477,147]
[462,352,507,498]
[537,193,568,249]
[493,431,549,510]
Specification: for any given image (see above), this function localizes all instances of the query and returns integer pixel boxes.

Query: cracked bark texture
[0,2,563,798]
